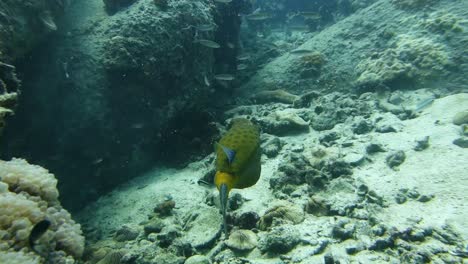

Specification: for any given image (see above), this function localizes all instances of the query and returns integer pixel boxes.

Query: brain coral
[356,34,450,89]
[0,158,85,262]
[0,158,59,204]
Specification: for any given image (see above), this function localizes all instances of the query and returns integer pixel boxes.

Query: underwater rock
[386,150,406,169]
[368,235,395,251]
[392,0,439,9]
[414,136,430,151]
[262,137,283,158]
[323,252,335,264]
[114,225,139,242]
[293,91,321,108]
[0,1,63,62]
[331,219,356,241]
[228,193,245,211]
[152,252,185,264]
[258,225,301,254]
[374,113,403,133]
[452,137,468,148]
[319,131,341,147]
[251,89,300,104]
[169,240,195,259]
[343,152,366,167]
[157,225,182,248]
[318,158,353,179]
[395,189,411,204]
[309,93,372,131]
[153,200,176,217]
[417,194,434,203]
[258,204,305,231]
[352,117,374,134]
[378,100,405,115]
[452,110,468,125]
[462,125,468,136]
[182,206,222,249]
[234,211,260,230]
[305,196,330,216]
[143,219,164,234]
[225,230,258,251]
[259,109,309,136]
[366,143,386,154]
[185,255,211,264]
[346,243,366,255]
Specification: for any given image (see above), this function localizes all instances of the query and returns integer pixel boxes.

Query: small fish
[204,75,211,87]
[197,179,212,186]
[131,123,145,129]
[226,42,235,49]
[288,25,309,31]
[214,74,235,81]
[137,184,148,190]
[414,96,435,112]
[29,219,51,254]
[300,12,321,20]
[194,39,220,49]
[236,54,251,61]
[246,13,271,21]
[92,158,104,165]
[195,24,215,31]
[213,0,232,3]
[237,64,248,70]
[290,49,314,55]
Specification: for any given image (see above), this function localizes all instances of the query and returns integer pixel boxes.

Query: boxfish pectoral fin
[219,183,229,236]
[218,143,236,165]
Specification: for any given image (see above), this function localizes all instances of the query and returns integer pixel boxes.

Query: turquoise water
[0,0,467,263]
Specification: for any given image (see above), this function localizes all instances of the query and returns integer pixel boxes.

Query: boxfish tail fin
[220,183,229,237]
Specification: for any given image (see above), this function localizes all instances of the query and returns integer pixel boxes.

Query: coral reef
[0,62,20,137]
[258,204,305,231]
[0,158,85,262]
[356,34,450,90]
[424,11,465,34]
[294,51,326,78]
[0,92,17,137]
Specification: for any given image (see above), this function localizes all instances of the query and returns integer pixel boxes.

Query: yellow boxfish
[214,118,261,236]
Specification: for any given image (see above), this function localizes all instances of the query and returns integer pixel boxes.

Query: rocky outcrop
[241,0,468,95]
[0,0,64,137]
[1,0,222,211]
